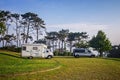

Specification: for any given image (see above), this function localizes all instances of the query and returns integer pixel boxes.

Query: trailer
[21,44,53,59]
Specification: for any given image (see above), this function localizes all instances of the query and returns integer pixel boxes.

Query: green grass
[0,50,120,80]
[0,51,59,75]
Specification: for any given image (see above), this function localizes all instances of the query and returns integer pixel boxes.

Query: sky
[0,0,120,45]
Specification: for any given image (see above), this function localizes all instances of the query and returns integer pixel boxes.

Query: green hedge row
[53,50,72,56]
[0,46,21,52]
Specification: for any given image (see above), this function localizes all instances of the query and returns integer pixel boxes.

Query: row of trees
[0,10,45,47]
[0,10,112,57]
[35,30,112,57]
[44,29,88,52]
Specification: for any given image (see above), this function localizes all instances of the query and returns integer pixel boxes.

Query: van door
[44,49,50,58]
[22,46,29,57]
[84,49,92,56]
[78,49,86,56]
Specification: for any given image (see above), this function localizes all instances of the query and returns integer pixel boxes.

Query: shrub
[53,50,72,56]
[0,46,21,53]
[108,48,120,58]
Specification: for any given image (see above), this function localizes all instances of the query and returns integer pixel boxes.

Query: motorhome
[21,44,53,59]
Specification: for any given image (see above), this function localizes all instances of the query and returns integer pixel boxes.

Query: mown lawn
[0,50,120,80]
[0,51,59,75]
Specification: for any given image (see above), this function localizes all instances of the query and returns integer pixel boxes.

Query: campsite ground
[0,50,120,80]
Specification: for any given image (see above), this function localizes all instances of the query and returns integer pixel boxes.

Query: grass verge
[0,50,120,80]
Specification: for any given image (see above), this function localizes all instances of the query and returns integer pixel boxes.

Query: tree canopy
[0,22,6,35]
[89,30,112,57]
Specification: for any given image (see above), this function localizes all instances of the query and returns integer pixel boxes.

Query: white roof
[22,44,47,47]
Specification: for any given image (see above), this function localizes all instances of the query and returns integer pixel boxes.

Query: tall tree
[67,32,75,52]
[45,31,58,51]
[33,17,45,41]
[20,21,27,44]
[21,12,37,43]
[58,29,69,52]
[11,13,20,47]
[3,34,16,46]
[0,22,6,47]
[0,10,11,35]
[0,10,11,47]
[89,30,112,57]
[74,32,88,48]
[0,22,6,35]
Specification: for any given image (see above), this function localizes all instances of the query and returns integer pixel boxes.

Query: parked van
[21,44,53,59]
[73,48,95,58]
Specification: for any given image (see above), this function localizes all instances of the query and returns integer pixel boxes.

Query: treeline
[108,45,120,58]
[35,30,112,57]
[0,10,45,47]
[43,30,89,55]
[0,10,115,57]
[0,10,89,54]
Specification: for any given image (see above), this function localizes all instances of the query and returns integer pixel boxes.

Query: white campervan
[21,44,53,59]
[73,48,95,58]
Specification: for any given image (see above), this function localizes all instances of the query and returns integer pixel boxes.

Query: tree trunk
[59,40,60,52]
[36,29,38,41]
[64,41,66,51]
[99,51,103,57]
[16,31,19,47]
[62,40,64,52]
[70,41,72,53]
[2,40,4,47]
[54,41,57,51]
[25,22,30,43]
[15,19,19,47]
[18,26,21,47]
[52,40,54,52]
[22,26,25,44]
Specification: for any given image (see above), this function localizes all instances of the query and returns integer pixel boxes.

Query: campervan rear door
[22,45,31,57]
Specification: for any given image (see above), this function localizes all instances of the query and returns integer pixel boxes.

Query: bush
[14,47,21,52]
[62,51,72,56]
[53,50,72,56]
[53,50,60,56]
[0,46,21,53]
[108,48,120,58]
[107,45,120,58]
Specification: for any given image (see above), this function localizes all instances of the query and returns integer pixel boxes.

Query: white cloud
[104,26,120,45]
[47,23,108,32]
[46,23,120,45]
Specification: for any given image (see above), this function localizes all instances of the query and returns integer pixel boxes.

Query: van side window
[74,49,85,53]
[79,50,85,53]
[33,47,38,50]
[22,46,26,50]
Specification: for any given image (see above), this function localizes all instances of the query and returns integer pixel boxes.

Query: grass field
[0,50,120,80]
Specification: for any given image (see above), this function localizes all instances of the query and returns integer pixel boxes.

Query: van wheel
[47,55,52,59]
[75,55,79,58]
[28,56,33,59]
[90,55,95,58]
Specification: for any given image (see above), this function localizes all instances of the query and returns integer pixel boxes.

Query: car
[73,48,95,58]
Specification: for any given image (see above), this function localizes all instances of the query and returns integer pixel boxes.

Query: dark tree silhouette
[89,30,112,57]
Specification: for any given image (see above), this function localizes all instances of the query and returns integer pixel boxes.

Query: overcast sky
[0,0,120,45]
